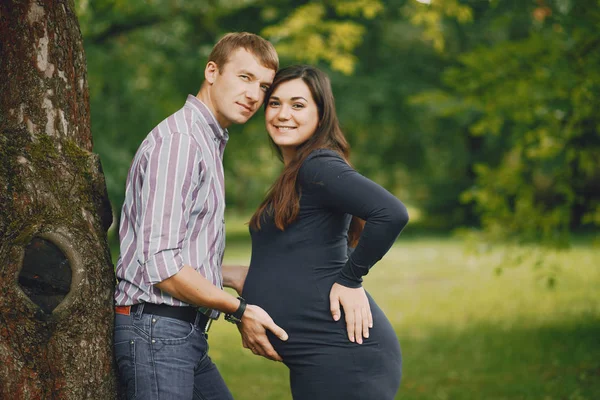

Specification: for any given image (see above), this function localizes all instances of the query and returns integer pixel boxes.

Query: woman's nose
[277,105,291,120]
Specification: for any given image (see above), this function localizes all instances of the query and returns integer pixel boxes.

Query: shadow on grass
[398,318,600,400]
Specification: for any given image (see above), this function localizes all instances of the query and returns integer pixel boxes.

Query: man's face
[206,48,276,128]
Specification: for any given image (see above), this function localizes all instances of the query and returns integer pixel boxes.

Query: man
[113,32,286,400]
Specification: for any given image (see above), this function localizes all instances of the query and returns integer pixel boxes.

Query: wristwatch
[224,296,246,324]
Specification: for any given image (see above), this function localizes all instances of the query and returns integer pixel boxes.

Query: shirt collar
[185,95,229,143]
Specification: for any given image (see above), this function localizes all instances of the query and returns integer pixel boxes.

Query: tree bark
[0,1,117,398]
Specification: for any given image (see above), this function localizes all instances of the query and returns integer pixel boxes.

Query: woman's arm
[222,264,249,296]
[299,150,409,343]
[299,150,409,286]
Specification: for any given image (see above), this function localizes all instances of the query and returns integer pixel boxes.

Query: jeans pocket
[114,340,136,399]
[152,316,196,343]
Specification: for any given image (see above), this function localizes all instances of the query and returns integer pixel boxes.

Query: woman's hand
[329,283,373,344]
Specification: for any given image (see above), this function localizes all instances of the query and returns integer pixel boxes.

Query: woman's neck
[281,147,296,166]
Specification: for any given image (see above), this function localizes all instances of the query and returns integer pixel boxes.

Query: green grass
[206,215,600,399]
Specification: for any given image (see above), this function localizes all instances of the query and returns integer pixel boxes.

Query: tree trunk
[0,1,117,398]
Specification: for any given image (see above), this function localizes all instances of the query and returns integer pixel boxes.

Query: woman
[241,65,409,399]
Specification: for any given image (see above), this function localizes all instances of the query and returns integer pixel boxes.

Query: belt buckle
[204,317,213,333]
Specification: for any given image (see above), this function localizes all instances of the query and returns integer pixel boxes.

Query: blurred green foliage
[411,0,600,246]
[78,0,600,246]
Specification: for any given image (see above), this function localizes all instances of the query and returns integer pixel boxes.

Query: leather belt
[116,303,212,332]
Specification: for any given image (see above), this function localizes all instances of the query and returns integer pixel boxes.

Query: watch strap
[225,296,246,323]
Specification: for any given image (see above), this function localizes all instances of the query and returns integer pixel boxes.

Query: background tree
[0,1,116,398]
[409,0,600,245]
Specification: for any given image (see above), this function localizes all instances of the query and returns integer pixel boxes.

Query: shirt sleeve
[137,133,203,285]
[298,149,409,288]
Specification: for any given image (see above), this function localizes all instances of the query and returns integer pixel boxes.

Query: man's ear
[205,61,219,84]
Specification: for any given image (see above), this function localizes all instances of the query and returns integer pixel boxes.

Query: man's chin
[230,113,254,125]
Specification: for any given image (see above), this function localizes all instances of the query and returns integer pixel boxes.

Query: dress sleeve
[298,149,409,288]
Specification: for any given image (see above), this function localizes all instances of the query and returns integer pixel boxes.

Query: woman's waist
[242,266,341,304]
[242,279,325,311]
[247,253,346,275]
[251,238,348,257]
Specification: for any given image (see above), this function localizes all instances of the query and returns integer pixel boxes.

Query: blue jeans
[114,305,234,400]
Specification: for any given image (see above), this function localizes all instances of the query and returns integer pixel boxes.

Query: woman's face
[265,78,319,157]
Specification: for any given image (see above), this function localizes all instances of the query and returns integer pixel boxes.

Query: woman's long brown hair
[249,65,364,246]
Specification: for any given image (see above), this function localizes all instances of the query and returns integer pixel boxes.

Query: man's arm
[155,265,287,361]
[155,265,238,311]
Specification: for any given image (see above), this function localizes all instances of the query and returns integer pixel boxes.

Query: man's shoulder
[136,124,201,158]
[133,101,213,160]
[152,106,212,145]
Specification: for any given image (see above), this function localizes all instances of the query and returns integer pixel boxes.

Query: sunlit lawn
[205,215,600,400]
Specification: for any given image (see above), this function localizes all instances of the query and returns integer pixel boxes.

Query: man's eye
[260,85,269,92]
[240,75,250,81]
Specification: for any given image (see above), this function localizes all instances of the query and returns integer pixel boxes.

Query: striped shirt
[114,95,228,318]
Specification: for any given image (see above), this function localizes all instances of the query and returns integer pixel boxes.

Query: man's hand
[329,283,373,344]
[237,304,288,361]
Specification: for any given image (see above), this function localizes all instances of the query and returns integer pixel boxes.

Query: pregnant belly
[242,265,326,321]
[242,266,351,358]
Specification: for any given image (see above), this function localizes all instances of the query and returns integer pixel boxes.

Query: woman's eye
[268,101,280,107]
[292,103,305,109]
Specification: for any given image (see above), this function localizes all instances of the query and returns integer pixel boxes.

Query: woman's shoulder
[305,148,343,160]
[298,148,349,183]
[300,148,345,169]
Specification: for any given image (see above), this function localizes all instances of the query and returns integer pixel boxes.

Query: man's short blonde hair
[209,32,279,72]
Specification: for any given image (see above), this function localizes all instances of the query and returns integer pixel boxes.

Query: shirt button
[152,339,156,344]
[152,318,156,323]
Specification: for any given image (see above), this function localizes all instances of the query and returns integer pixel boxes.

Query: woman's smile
[265,78,319,162]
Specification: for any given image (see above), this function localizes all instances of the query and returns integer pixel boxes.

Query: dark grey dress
[242,149,409,400]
